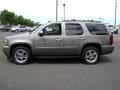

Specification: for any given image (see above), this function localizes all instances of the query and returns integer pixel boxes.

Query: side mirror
[38,30,44,36]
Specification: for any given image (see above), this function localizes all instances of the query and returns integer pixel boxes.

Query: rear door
[63,23,85,55]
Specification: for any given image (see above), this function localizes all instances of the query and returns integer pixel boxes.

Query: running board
[35,56,79,59]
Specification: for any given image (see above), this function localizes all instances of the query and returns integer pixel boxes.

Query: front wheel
[11,46,32,65]
[81,47,100,65]
[15,29,18,32]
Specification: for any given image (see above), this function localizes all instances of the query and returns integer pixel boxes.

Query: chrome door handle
[78,37,85,40]
[56,38,62,41]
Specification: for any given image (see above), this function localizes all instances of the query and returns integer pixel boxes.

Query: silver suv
[2,20,114,65]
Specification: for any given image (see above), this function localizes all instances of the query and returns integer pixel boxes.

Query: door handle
[78,37,85,40]
[56,38,62,41]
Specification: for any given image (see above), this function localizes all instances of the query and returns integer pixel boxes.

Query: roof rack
[64,19,101,23]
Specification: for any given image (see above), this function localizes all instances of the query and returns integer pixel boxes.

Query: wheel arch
[10,43,32,57]
[81,43,101,54]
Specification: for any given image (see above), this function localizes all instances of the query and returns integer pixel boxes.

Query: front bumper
[2,46,10,58]
[101,45,114,55]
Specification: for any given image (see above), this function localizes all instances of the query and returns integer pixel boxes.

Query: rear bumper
[101,45,114,55]
[2,46,10,58]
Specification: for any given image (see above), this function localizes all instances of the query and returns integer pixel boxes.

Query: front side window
[65,23,83,35]
[43,23,61,35]
[86,23,109,35]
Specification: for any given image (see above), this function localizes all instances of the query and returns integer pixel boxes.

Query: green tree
[0,10,15,25]
[0,10,39,26]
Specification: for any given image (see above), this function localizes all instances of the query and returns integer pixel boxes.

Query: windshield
[31,25,42,33]
[31,23,50,33]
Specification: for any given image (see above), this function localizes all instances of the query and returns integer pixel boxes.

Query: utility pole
[114,0,117,28]
[63,3,66,21]
[101,18,104,23]
[99,17,104,23]
[56,0,58,21]
[99,18,102,22]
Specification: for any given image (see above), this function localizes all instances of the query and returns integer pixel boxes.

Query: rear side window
[65,23,83,35]
[86,23,109,35]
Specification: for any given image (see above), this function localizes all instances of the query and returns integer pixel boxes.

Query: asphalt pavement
[0,32,120,90]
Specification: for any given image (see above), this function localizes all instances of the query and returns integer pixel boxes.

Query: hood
[5,32,32,40]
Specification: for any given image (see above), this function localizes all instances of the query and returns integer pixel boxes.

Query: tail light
[110,34,113,45]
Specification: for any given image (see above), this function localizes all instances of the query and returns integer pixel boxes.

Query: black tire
[11,46,32,65]
[15,29,18,32]
[25,29,27,32]
[81,46,100,65]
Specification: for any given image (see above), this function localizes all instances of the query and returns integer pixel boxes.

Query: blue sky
[0,0,120,25]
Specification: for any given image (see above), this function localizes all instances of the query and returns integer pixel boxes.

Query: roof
[47,20,102,24]
[63,19,101,23]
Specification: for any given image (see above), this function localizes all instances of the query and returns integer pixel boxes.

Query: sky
[0,0,120,25]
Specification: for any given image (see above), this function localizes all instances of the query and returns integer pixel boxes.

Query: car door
[63,23,85,55]
[34,23,64,56]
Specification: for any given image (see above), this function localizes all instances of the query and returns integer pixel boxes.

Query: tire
[81,47,100,65]
[25,29,27,32]
[15,29,18,32]
[11,46,32,65]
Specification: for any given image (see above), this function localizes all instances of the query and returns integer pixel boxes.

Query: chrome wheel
[85,49,98,63]
[14,49,28,64]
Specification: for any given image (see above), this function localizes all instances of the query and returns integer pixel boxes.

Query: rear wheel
[81,47,99,64]
[11,46,32,65]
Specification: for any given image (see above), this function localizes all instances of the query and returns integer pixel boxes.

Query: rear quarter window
[86,23,109,35]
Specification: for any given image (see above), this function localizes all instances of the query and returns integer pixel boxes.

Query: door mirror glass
[38,30,44,36]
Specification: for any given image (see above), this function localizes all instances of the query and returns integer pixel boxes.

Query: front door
[34,23,63,56]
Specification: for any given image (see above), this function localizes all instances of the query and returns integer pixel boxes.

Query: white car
[11,25,30,32]
[25,26,32,32]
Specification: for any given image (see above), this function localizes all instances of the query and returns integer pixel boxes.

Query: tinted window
[43,23,61,35]
[86,23,109,35]
[66,23,83,35]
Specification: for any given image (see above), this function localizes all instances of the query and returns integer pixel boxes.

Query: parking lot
[0,32,120,90]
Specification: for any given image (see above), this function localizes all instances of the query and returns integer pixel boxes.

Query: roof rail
[64,19,101,23]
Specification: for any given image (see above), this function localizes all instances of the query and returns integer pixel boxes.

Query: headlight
[4,39,9,46]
